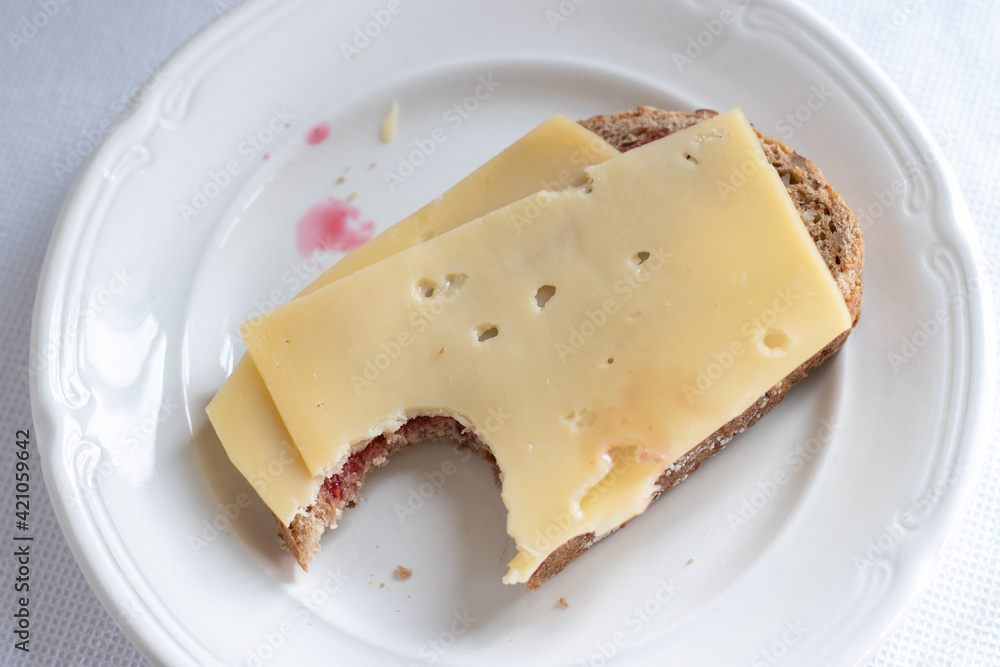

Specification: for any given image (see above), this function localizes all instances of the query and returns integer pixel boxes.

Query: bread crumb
[395,565,412,580]
[348,192,358,201]
[337,176,346,184]
[381,101,400,143]
[687,558,694,564]
[439,347,445,355]
[370,162,378,169]
[379,583,385,588]
[558,597,569,609]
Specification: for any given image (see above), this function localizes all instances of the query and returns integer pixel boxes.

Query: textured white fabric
[0,1,996,665]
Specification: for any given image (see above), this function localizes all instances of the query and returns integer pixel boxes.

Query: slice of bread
[275,107,864,588]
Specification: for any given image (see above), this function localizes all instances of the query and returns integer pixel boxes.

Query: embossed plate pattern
[30,0,995,665]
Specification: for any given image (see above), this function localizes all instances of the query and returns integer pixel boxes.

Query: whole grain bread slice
[276,107,864,588]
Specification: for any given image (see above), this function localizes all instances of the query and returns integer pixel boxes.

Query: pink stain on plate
[296,199,375,258]
[305,122,330,145]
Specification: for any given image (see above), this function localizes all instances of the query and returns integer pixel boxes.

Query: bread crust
[276,107,864,587]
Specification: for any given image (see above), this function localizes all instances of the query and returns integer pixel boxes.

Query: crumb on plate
[381,101,400,143]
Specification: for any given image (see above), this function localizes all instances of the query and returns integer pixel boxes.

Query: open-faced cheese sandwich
[207,107,863,589]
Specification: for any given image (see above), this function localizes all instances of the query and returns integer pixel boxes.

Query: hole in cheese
[562,408,596,431]
[632,251,650,265]
[476,325,499,343]
[415,279,437,299]
[444,273,468,293]
[762,329,791,352]
[684,152,700,165]
[534,285,556,309]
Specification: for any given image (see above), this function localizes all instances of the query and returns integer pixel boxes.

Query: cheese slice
[207,115,620,524]
[242,109,852,584]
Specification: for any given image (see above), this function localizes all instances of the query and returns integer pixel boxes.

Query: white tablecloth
[0,1,996,664]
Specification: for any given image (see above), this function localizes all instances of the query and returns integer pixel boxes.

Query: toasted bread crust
[277,107,864,587]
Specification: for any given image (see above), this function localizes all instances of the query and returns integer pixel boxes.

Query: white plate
[30,0,996,665]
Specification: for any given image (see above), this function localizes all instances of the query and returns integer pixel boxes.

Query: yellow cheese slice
[242,109,852,584]
[207,115,620,524]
